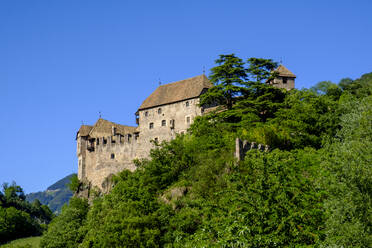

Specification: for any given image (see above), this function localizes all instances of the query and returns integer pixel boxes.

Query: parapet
[235,138,270,161]
[86,133,139,153]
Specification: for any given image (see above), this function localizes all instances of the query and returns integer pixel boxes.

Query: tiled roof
[275,65,296,78]
[77,119,137,139]
[138,74,212,110]
[77,125,93,137]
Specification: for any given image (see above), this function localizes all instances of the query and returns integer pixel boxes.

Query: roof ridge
[275,65,296,78]
[159,74,205,87]
[138,74,212,110]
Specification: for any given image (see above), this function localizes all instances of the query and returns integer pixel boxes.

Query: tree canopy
[40,55,372,247]
[0,182,53,244]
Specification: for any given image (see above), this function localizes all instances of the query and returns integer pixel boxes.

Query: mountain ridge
[26,173,75,214]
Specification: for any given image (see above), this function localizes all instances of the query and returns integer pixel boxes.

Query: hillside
[26,174,75,214]
[40,57,372,248]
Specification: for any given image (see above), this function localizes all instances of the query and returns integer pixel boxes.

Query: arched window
[158,108,162,114]
[149,122,154,129]
[186,101,189,107]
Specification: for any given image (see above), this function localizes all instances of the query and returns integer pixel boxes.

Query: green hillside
[26,174,75,214]
[40,56,372,248]
[0,236,40,248]
[0,183,53,245]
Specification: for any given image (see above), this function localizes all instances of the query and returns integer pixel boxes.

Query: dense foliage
[0,183,53,244]
[41,55,371,247]
[26,174,74,214]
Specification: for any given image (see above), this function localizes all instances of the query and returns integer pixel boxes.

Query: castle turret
[267,65,296,90]
[76,125,93,180]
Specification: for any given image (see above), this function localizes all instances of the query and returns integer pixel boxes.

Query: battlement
[85,134,139,152]
[235,138,270,162]
[77,71,295,191]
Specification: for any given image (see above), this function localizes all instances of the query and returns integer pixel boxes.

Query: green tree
[338,77,353,91]
[321,95,372,247]
[0,182,53,244]
[40,197,89,248]
[200,54,247,110]
[310,80,342,100]
[245,57,277,83]
[68,174,81,192]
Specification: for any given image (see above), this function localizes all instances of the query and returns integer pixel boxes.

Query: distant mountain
[26,174,75,214]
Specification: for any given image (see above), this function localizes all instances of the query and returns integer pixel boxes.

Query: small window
[161,120,166,126]
[158,108,162,114]
[103,138,107,144]
[144,111,148,117]
[186,101,189,107]
[111,153,115,159]
[283,78,288,84]
[186,116,190,124]
[149,122,154,129]
[154,137,158,142]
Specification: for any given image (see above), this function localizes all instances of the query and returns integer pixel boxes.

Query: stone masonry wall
[77,97,205,190]
[137,97,202,147]
[78,135,140,190]
[271,77,295,91]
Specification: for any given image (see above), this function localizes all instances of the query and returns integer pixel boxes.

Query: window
[145,111,148,117]
[283,78,288,84]
[170,119,175,129]
[161,120,166,126]
[186,101,189,107]
[154,137,158,142]
[158,108,162,114]
[149,122,154,129]
[103,138,107,144]
[186,116,190,124]
[111,153,115,159]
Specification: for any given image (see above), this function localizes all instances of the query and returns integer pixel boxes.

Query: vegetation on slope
[0,183,53,245]
[41,55,372,247]
[0,236,41,248]
[26,174,75,214]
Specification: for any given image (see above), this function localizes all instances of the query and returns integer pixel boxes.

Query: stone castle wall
[77,97,204,190]
[77,70,296,192]
[270,77,295,91]
[137,97,202,145]
[77,135,141,190]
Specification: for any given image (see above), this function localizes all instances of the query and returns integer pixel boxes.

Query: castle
[76,65,296,191]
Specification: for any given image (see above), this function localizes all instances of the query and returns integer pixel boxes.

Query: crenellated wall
[77,134,151,190]
[235,138,270,162]
[77,70,295,193]
[77,97,205,191]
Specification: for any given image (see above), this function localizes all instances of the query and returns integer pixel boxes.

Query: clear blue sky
[1,0,371,193]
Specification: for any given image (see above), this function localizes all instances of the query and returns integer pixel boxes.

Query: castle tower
[76,125,93,180]
[267,65,296,90]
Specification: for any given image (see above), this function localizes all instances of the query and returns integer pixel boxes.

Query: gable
[275,65,296,78]
[88,118,137,138]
